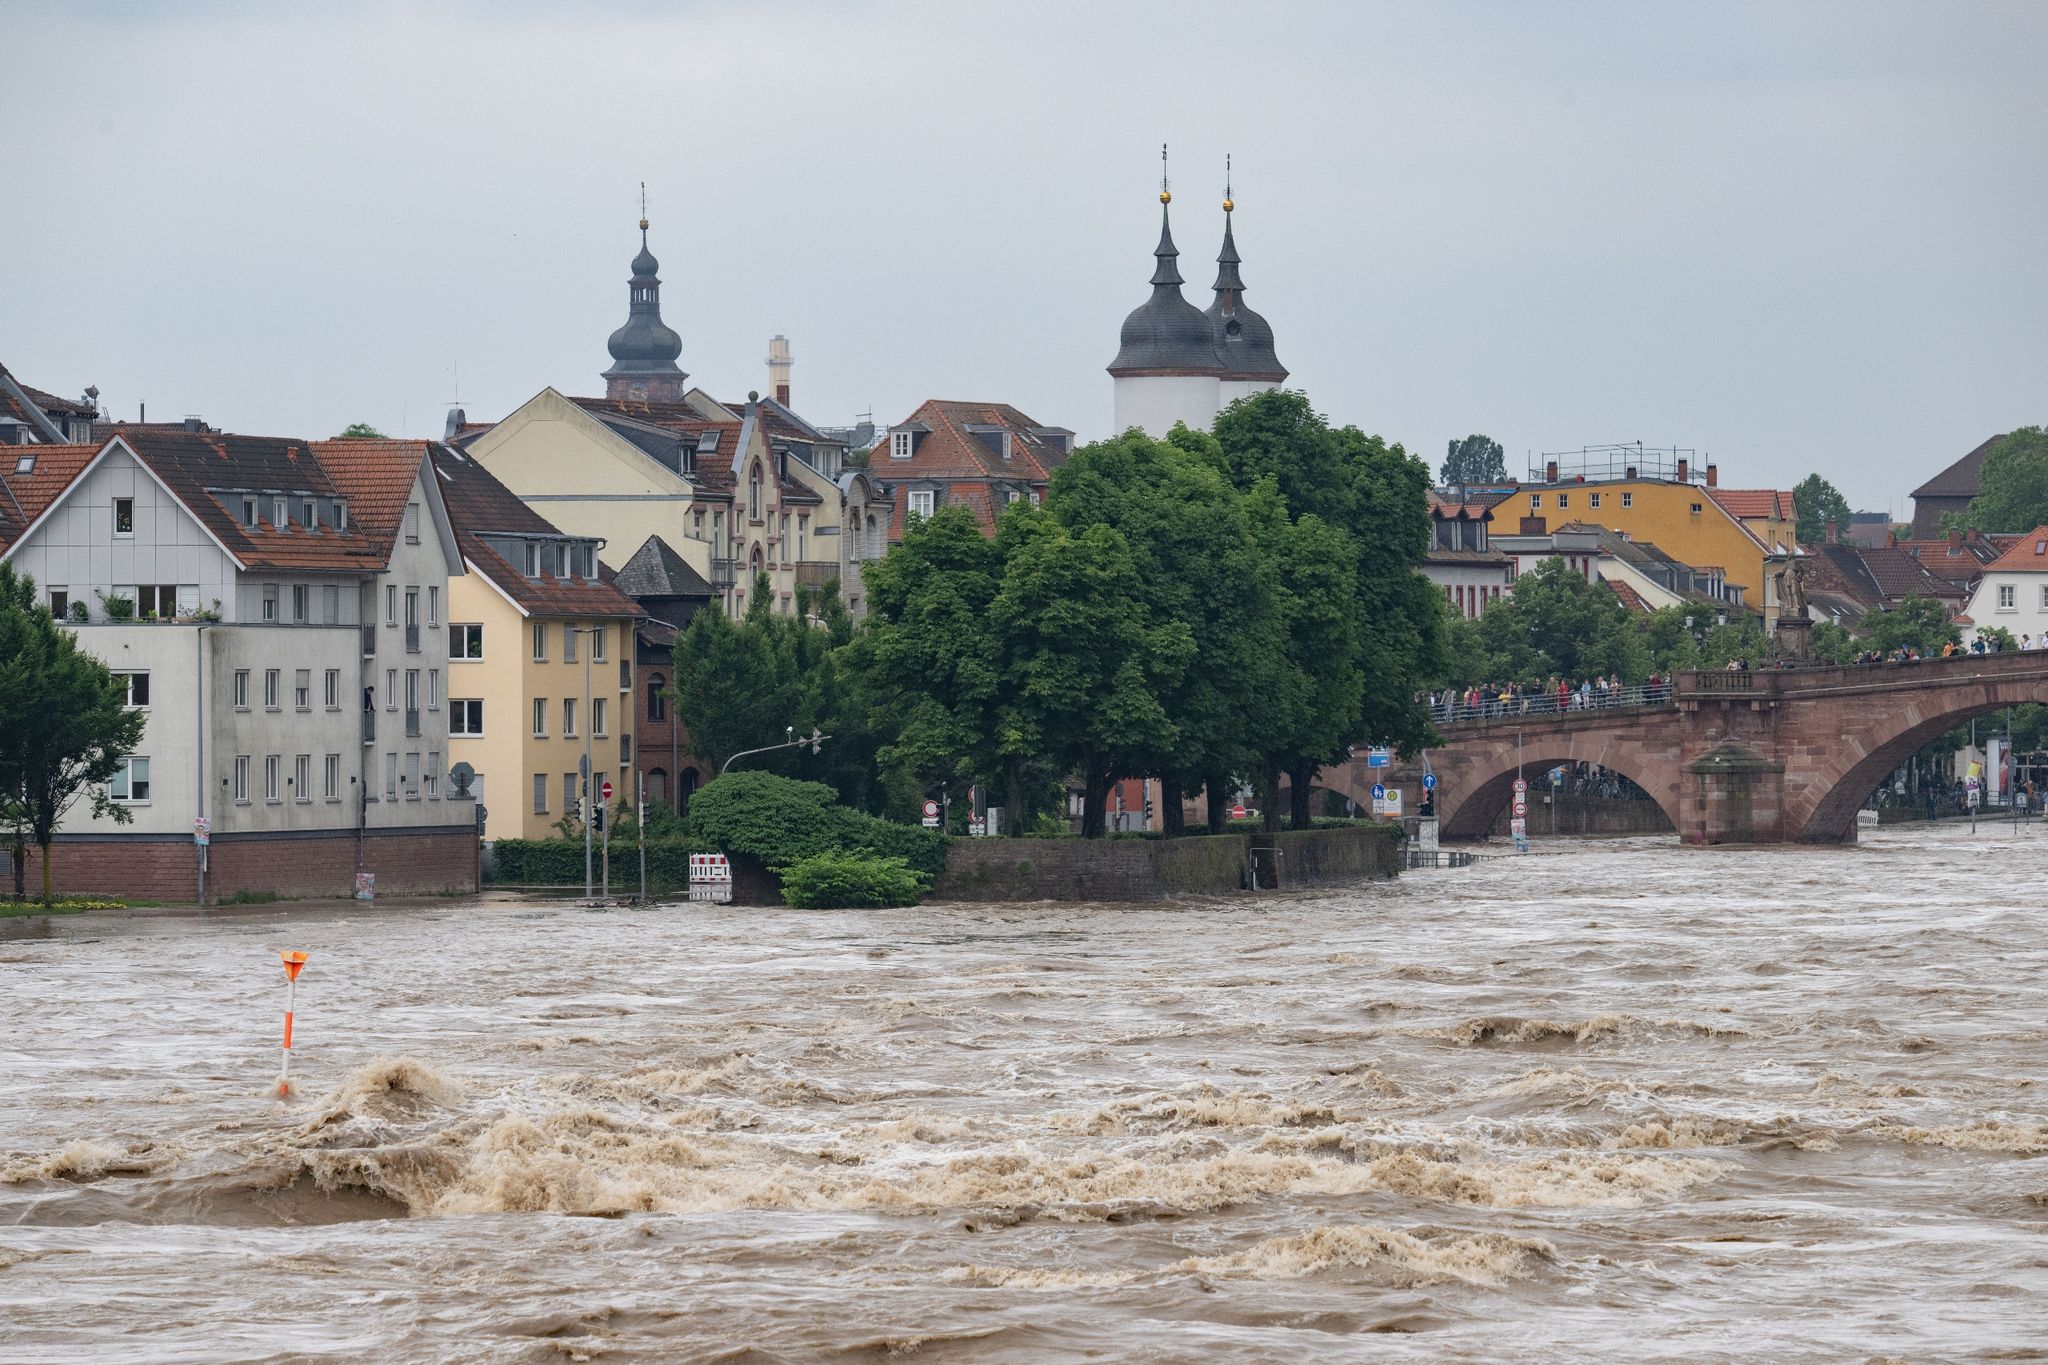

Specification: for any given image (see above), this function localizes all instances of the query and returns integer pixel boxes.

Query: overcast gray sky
[7,0,2045,514]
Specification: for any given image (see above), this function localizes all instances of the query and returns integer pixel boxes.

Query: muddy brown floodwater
[2,825,2045,1361]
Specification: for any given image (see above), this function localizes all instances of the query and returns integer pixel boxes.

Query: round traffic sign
[1422,773,1437,790]
[922,799,940,817]
[600,778,614,802]
[1513,778,1527,794]
[1371,783,1386,800]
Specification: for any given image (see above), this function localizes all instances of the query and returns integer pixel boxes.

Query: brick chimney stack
[766,335,792,408]
[1677,457,1690,482]
[1544,460,1559,483]
[1705,463,1718,487]
[1825,520,1839,544]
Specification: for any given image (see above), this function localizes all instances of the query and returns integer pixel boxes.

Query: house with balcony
[427,442,642,843]
[0,428,476,901]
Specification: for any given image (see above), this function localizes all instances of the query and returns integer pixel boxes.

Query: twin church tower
[1108,149,1287,438]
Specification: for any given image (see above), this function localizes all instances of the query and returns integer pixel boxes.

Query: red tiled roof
[116,430,382,572]
[1605,578,1650,613]
[312,439,435,565]
[1706,488,1795,520]
[427,443,641,620]
[1981,525,2048,574]
[0,443,99,548]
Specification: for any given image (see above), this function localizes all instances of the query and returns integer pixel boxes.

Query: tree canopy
[1945,427,2048,534]
[1792,473,1853,545]
[1455,558,1649,685]
[1440,433,1508,486]
[0,563,147,901]
[1858,595,1960,655]
[336,422,388,439]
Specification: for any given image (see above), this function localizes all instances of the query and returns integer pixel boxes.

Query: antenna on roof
[445,360,461,407]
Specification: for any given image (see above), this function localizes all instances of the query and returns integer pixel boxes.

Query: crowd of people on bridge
[1853,633,2045,665]
[1426,675,1673,723]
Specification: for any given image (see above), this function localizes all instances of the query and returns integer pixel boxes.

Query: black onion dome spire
[1108,147,1224,377]
[604,208,685,382]
[1207,166,1286,382]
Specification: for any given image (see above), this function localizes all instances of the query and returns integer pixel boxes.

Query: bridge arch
[1436,743,1683,840]
[1791,675,2048,842]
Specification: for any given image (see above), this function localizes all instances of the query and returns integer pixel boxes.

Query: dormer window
[891,432,913,460]
[696,431,720,455]
[333,500,348,531]
[242,497,258,528]
[273,497,287,527]
[524,542,540,577]
[302,498,317,527]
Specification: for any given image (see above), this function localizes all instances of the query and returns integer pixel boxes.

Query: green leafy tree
[1440,433,1509,486]
[990,513,1193,838]
[1808,620,1860,665]
[1468,557,1649,685]
[0,564,148,903]
[1792,474,1853,545]
[336,422,388,439]
[669,578,793,772]
[1942,427,2048,534]
[1640,604,1769,673]
[1859,594,1960,655]
[1049,428,1277,833]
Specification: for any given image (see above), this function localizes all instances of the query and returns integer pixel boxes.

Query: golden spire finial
[1223,153,1233,213]
[1159,142,1171,205]
[638,181,649,233]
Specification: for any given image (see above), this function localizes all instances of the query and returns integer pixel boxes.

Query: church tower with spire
[1207,156,1287,407]
[602,189,687,403]
[1107,146,1227,438]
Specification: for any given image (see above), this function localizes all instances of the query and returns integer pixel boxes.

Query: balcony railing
[793,560,840,590]
[404,623,420,653]
[1431,681,1674,726]
[361,712,375,744]
[710,557,738,589]
[405,707,421,737]
[361,625,376,657]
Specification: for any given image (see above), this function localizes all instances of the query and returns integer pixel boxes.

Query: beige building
[429,443,642,843]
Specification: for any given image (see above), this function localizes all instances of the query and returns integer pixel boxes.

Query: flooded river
[2,825,2044,1361]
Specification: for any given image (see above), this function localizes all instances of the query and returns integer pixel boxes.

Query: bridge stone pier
[1321,653,2048,845]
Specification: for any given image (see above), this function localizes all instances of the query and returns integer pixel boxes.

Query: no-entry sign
[600,778,614,802]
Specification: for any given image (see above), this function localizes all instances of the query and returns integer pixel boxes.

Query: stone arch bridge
[1321,653,2048,845]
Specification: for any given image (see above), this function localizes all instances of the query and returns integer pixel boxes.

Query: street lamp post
[568,625,597,899]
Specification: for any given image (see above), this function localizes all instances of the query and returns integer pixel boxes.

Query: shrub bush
[688,771,946,876]
[779,851,928,909]
[490,838,697,888]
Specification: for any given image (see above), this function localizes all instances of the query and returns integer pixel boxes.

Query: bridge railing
[1431,681,1673,726]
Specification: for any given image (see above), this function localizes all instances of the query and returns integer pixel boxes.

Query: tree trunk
[1004,759,1025,838]
[1288,761,1316,829]
[1081,769,1109,839]
[1259,760,1282,834]
[39,840,52,906]
[1159,774,1186,837]
[1204,772,1230,835]
[10,841,23,901]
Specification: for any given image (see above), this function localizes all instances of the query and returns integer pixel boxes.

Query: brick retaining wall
[931,826,1398,903]
[1487,794,1675,837]
[24,827,478,903]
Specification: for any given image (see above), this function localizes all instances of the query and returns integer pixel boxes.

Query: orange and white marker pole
[277,950,309,1097]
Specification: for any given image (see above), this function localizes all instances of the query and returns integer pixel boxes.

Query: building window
[1529,493,1541,511]
[265,754,282,803]
[891,431,912,459]
[797,517,808,560]
[1999,584,2016,609]
[532,697,547,736]
[404,752,420,799]
[780,513,791,564]
[113,497,134,536]
[532,622,547,661]
[592,627,607,663]
[109,756,150,803]
[1556,493,1568,509]
[290,585,308,622]
[564,772,578,816]
[323,753,341,801]
[233,756,250,803]
[428,668,440,711]
[909,490,935,518]
[428,586,439,627]
[323,584,340,624]
[593,697,608,737]
[294,669,311,710]
[450,699,484,735]
[749,464,763,521]
[425,752,439,799]
[385,585,397,625]
[523,542,540,577]
[242,497,258,528]
[385,752,398,799]
[294,754,311,803]
[533,773,549,814]
[1690,502,1704,514]
[404,503,420,544]
[563,697,578,737]
[302,497,317,527]
[1621,492,1633,508]
[385,669,397,710]
[647,675,667,721]
[450,624,483,659]
[619,658,631,693]
[2041,585,2048,609]
[114,671,150,709]
[325,668,341,709]
[1589,493,1602,509]
[264,669,281,710]
[233,670,250,709]
[272,498,286,527]
[333,500,347,531]
[404,671,420,730]
[49,588,69,618]
[563,624,578,662]
[262,584,279,622]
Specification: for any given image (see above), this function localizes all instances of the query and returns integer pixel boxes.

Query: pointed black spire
[1205,160,1286,383]
[1109,145,1223,376]
[604,188,686,400]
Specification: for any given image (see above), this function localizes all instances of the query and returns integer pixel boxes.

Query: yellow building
[1517,458,1797,628]
[431,444,642,842]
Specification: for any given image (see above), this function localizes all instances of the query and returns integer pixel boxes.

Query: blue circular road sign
[1422,773,1437,790]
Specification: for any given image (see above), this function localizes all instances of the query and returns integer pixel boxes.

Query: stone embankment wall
[932,825,1400,903]
[25,828,478,903]
[1487,795,1674,837]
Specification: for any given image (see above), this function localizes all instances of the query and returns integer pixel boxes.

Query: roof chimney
[1676,457,1689,482]
[1948,530,1962,548]
[1825,519,1839,544]
[1624,465,1637,479]
[766,335,792,408]
[1544,460,1558,483]
[1705,463,1718,487]
[1520,516,1548,535]
[1967,528,1981,543]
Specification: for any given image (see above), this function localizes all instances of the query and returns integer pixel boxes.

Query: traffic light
[592,805,606,834]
